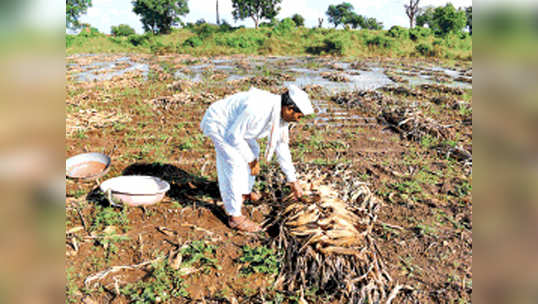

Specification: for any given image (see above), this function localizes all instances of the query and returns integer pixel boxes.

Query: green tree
[465,6,472,35]
[66,0,92,29]
[345,12,365,29]
[326,2,354,28]
[365,17,383,30]
[132,0,189,34]
[432,3,466,35]
[291,13,305,27]
[416,4,466,36]
[416,6,434,27]
[231,0,282,29]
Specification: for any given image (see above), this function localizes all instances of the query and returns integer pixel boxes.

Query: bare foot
[249,191,261,202]
[228,215,262,232]
[242,191,261,202]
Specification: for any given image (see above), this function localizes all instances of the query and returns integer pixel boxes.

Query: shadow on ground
[122,162,227,222]
[85,162,228,224]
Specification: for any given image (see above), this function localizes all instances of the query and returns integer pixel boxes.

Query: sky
[79,0,472,34]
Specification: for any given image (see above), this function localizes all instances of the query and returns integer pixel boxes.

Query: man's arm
[275,139,303,199]
[275,140,296,182]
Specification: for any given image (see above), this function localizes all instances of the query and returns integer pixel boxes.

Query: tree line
[66,0,472,36]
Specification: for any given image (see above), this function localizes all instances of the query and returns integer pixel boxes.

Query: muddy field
[66,54,472,303]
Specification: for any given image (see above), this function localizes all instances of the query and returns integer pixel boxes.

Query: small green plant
[66,267,80,303]
[392,179,422,195]
[95,231,131,260]
[121,259,188,303]
[180,240,221,272]
[420,134,439,148]
[457,181,472,197]
[414,169,440,185]
[240,245,280,275]
[458,103,472,116]
[414,223,438,237]
[74,129,87,139]
[178,138,194,150]
[398,255,424,277]
[90,205,130,232]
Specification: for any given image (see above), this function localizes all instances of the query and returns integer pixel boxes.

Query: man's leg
[210,134,243,217]
[208,134,261,232]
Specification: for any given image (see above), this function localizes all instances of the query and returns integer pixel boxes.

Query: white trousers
[208,133,255,217]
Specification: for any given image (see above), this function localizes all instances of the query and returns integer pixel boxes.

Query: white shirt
[201,88,297,182]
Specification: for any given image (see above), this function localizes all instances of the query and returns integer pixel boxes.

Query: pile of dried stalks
[381,86,426,98]
[321,72,350,82]
[66,109,131,137]
[228,76,282,87]
[263,164,401,303]
[381,102,449,141]
[384,70,409,84]
[147,91,219,111]
[331,90,389,116]
[350,61,372,71]
[417,84,464,95]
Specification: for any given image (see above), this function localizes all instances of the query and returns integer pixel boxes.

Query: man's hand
[249,159,260,176]
[288,181,303,199]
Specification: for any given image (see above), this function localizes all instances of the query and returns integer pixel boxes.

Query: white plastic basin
[99,175,170,207]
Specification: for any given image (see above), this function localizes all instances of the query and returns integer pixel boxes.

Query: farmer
[200,84,314,232]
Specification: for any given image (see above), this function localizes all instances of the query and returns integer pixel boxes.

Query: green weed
[121,259,189,303]
[90,205,130,232]
[94,231,131,260]
[73,130,87,139]
[414,223,438,237]
[240,245,280,275]
[179,240,221,272]
[66,267,80,303]
[457,181,472,197]
[398,255,424,278]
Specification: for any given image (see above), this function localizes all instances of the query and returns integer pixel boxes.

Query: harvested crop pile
[455,76,472,83]
[147,90,220,111]
[433,75,452,83]
[321,72,350,82]
[330,90,389,115]
[167,80,193,92]
[274,72,296,81]
[418,84,464,95]
[66,109,131,137]
[229,76,282,87]
[384,70,409,84]
[381,86,426,98]
[263,164,403,303]
[350,61,372,71]
[381,102,449,141]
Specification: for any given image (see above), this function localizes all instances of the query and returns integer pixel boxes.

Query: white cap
[287,84,314,115]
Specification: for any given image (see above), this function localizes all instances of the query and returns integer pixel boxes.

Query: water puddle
[67,55,472,91]
[68,54,149,82]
